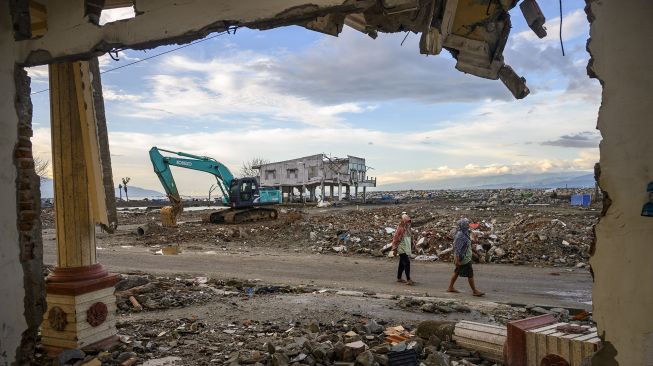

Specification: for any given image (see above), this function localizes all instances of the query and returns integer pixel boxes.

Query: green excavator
[149,147,281,226]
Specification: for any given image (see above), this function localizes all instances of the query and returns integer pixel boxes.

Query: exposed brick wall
[13,66,45,365]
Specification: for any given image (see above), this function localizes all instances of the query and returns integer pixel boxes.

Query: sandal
[406,280,415,286]
[397,279,406,283]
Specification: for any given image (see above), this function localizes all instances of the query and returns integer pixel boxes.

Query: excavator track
[205,207,278,224]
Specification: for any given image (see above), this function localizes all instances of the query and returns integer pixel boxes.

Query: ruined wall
[1,6,45,365]
[0,8,27,366]
[588,0,653,365]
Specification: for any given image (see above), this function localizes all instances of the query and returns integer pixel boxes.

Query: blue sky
[29,1,600,195]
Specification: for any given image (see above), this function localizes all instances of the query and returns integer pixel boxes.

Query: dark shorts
[455,262,474,278]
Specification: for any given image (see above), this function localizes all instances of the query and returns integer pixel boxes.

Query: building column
[330,185,334,200]
[363,186,367,203]
[337,178,342,201]
[320,179,325,201]
[355,184,358,200]
[41,61,119,352]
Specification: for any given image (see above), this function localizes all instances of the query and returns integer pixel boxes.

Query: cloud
[26,65,48,84]
[110,53,370,127]
[267,29,511,104]
[379,150,599,185]
[514,9,589,44]
[541,131,600,148]
[506,9,600,99]
[103,86,143,102]
[30,84,600,195]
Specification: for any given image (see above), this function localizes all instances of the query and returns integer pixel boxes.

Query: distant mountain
[378,172,595,191]
[114,186,165,199]
[40,178,164,199]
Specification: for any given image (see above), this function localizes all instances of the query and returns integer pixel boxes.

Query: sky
[28,1,601,196]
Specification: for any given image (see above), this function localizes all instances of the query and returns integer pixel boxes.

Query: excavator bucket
[160,206,177,227]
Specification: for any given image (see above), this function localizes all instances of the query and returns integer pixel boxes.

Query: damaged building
[0,0,652,365]
[255,154,377,202]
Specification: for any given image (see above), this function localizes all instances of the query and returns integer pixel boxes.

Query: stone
[80,358,102,366]
[451,304,471,313]
[312,344,332,363]
[530,306,551,315]
[423,352,451,366]
[271,353,289,366]
[267,342,276,354]
[436,305,455,313]
[142,357,182,366]
[116,352,138,363]
[57,349,86,365]
[364,319,384,334]
[421,303,436,313]
[334,341,346,360]
[306,319,320,333]
[374,353,389,366]
[291,353,308,363]
[427,335,442,349]
[355,350,375,366]
[416,321,456,341]
[445,348,471,357]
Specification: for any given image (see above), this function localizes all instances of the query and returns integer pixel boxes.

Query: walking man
[392,214,415,285]
[447,218,484,296]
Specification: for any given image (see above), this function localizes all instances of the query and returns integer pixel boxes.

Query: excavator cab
[228,177,282,209]
[229,177,259,208]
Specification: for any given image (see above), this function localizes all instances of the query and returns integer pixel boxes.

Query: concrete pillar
[320,179,325,201]
[363,186,367,203]
[355,185,358,200]
[41,62,119,352]
[337,179,342,201]
[330,185,334,200]
[588,1,653,364]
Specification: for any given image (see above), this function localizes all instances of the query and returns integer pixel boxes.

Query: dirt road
[42,232,592,310]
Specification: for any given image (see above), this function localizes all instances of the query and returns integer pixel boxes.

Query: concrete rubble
[61,188,599,269]
[31,272,595,365]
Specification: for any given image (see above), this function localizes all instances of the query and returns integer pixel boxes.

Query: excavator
[149,147,281,226]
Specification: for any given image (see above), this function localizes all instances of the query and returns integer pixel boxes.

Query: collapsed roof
[12,0,547,98]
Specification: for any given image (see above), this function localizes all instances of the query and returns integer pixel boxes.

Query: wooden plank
[536,331,548,366]
[559,333,571,365]
[456,321,507,336]
[525,331,538,366]
[454,328,506,345]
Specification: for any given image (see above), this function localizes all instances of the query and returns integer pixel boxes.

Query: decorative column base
[41,264,119,352]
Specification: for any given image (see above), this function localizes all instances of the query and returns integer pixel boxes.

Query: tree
[208,184,218,207]
[240,157,269,178]
[34,157,50,182]
[121,177,131,201]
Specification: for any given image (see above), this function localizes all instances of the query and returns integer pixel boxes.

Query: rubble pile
[86,188,601,268]
[114,274,316,314]
[38,316,511,366]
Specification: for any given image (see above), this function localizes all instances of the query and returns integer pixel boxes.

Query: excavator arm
[149,147,235,226]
